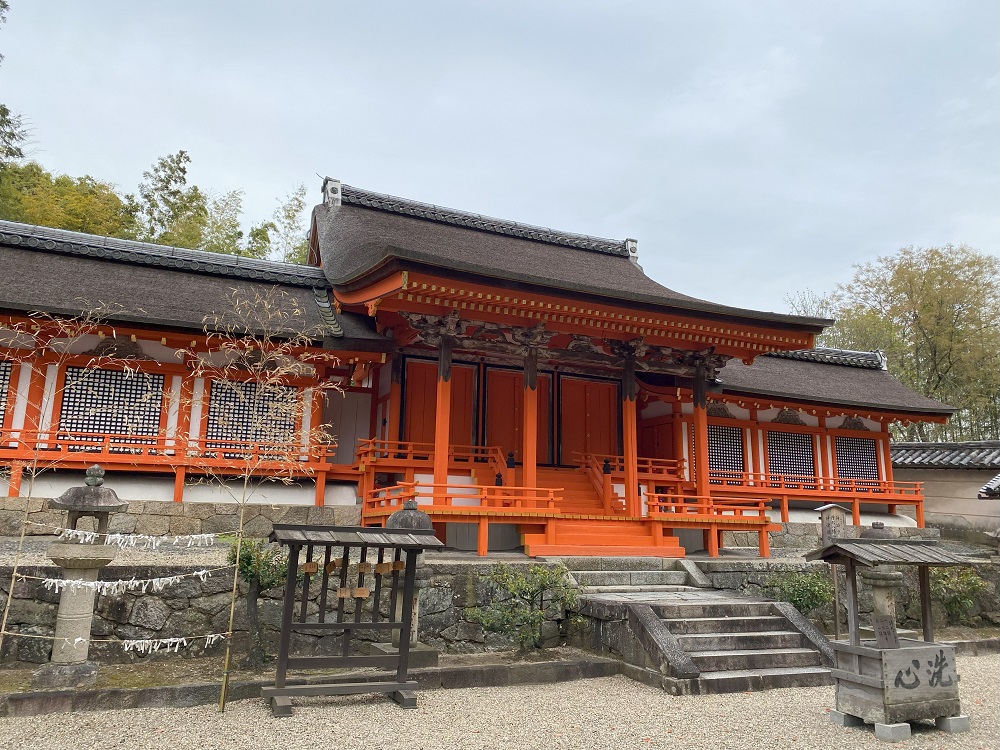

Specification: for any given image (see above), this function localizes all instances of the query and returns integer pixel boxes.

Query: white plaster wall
[19,471,351,506]
[894,468,1000,531]
[11,362,31,430]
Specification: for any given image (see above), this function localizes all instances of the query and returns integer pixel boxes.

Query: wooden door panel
[403,360,476,446]
[559,377,619,463]
[588,381,617,456]
[639,419,674,459]
[485,369,551,463]
[403,361,436,444]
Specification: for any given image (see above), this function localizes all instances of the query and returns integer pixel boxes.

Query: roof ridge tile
[340,183,630,256]
[0,219,327,288]
[764,347,884,369]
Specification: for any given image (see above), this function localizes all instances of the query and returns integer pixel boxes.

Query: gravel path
[0,536,228,567]
[2,654,997,750]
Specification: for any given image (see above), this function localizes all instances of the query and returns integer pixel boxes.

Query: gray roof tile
[891,441,1000,469]
[341,183,630,256]
[0,220,327,287]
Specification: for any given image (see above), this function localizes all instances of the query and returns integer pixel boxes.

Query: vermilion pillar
[433,338,453,488]
[522,348,538,490]
[622,357,640,517]
[384,354,403,448]
[692,362,710,498]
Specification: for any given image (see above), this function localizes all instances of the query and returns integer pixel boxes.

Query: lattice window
[835,436,879,481]
[206,380,298,450]
[0,361,11,423]
[58,366,164,444]
[708,425,744,484]
[766,430,815,478]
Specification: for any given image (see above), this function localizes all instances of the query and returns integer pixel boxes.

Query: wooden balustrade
[0,428,339,503]
[705,469,925,526]
[645,491,776,557]
[363,480,564,556]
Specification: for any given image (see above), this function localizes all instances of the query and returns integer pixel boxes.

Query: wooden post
[172,466,185,503]
[477,519,489,556]
[6,462,23,498]
[757,526,770,557]
[622,357,640,517]
[845,558,860,647]
[918,564,933,642]
[314,470,327,507]
[602,459,613,514]
[386,354,403,445]
[433,338,453,487]
[692,362,710,499]
[522,348,538,490]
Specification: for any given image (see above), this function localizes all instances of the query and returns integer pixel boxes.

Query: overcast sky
[3,2,997,313]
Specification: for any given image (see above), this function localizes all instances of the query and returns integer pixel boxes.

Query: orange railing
[647,492,770,519]
[363,481,562,517]
[354,439,513,488]
[0,428,337,471]
[705,470,925,526]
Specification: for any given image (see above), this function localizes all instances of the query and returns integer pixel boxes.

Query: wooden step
[524,544,686,558]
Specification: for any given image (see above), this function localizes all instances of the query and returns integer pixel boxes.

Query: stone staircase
[554,556,696,593]
[576,578,834,694]
[652,599,833,693]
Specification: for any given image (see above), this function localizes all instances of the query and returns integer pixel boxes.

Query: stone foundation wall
[696,558,1000,633]
[0,498,361,538]
[0,557,567,665]
[724,522,940,551]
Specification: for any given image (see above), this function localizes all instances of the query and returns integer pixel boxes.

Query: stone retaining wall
[0,498,361,538]
[0,557,568,665]
[696,558,1000,633]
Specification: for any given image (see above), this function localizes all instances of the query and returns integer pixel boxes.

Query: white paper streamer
[29,522,217,550]
[37,569,214,596]
[123,637,188,655]
[104,532,217,550]
[58,528,98,544]
[120,633,228,655]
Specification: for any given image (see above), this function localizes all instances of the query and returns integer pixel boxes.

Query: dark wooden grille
[0,361,10,421]
[206,380,297,446]
[835,436,880,481]
[58,366,164,443]
[766,430,815,477]
[708,424,744,484]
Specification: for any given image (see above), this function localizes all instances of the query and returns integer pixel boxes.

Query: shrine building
[0,180,953,558]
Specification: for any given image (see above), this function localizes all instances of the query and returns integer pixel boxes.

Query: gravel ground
[1,654,997,750]
[0,536,228,567]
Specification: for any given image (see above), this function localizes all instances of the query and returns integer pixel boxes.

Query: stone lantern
[32,466,127,690]
[370,499,439,667]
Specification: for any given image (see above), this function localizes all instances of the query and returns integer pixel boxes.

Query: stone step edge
[697,666,832,680]
[678,630,802,639]
[581,585,700,593]
[686,647,818,658]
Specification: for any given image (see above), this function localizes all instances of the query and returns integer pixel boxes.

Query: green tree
[227,538,288,668]
[270,184,310,264]
[0,2,27,165]
[790,245,1000,441]
[0,161,136,236]
[467,563,578,650]
[131,150,208,248]
[202,189,274,259]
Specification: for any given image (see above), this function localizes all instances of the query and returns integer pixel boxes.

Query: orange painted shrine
[0,184,953,558]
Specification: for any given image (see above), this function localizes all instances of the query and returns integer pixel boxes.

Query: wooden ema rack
[263,525,444,717]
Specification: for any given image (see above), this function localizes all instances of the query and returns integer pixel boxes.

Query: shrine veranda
[0,183,955,560]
